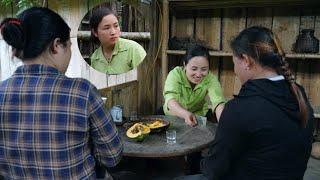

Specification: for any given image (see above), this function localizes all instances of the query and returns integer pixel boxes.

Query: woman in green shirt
[89,7,146,74]
[163,44,226,126]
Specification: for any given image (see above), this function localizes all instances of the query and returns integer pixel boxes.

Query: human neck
[102,44,115,60]
[252,67,278,80]
[23,53,56,69]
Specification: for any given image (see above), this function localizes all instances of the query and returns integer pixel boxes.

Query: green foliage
[0,0,43,14]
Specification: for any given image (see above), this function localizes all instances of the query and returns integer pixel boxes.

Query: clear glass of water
[166,130,176,144]
[197,116,207,127]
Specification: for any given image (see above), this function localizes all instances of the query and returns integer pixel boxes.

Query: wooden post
[161,0,169,95]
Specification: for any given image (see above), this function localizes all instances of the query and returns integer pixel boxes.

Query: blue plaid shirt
[0,65,123,179]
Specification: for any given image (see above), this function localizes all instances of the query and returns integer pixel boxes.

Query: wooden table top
[117,115,217,158]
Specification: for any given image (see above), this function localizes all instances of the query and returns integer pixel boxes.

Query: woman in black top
[199,26,314,180]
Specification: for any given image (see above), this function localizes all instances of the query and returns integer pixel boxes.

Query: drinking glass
[166,130,176,144]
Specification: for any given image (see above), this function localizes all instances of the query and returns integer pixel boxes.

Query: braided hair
[230,26,308,128]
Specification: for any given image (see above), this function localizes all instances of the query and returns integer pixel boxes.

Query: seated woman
[89,7,146,74]
[0,7,123,179]
[200,26,314,180]
[163,44,226,126]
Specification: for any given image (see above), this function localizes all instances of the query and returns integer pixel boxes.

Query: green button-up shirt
[90,38,146,74]
[163,66,226,116]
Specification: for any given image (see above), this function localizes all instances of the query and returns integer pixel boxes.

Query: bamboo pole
[77,31,151,41]
[161,0,169,91]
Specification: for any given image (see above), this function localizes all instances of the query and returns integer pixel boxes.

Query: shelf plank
[167,50,320,59]
[167,50,233,56]
[286,53,320,59]
[168,0,319,10]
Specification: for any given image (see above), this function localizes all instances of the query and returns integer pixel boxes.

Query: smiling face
[184,56,209,85]
[93,14,120,47]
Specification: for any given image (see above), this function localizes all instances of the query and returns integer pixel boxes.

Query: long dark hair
[230,26,308,128]
[0,7,70,60]
[89,7,117,44]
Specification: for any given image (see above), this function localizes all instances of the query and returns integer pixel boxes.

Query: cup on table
[196,116,207,127]
[166,129,176,144]
[130,111,138,121]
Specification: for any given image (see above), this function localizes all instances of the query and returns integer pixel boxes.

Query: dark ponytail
[231,26,309,128]
[0,7,70,60]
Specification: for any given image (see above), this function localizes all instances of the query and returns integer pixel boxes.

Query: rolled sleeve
[88,86,123,167]
[208,75,226,111]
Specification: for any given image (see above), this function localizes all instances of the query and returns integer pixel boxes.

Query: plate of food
[123,117,170,133]
[124,117,170,142]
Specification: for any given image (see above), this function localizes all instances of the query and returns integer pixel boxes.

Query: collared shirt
[0,65,123,179]
[163,66,226,116]
[90,38,146,74]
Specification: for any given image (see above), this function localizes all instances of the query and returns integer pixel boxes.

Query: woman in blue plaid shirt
[0,7,123,179]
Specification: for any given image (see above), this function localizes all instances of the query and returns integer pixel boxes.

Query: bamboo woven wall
[167,6,320,111]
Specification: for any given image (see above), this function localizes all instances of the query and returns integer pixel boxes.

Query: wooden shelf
[167,50,320,59]
[285,53,320,59]
[168,0,320,10]
[167,50,232,56]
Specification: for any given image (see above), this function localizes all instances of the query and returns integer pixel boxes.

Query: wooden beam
[167,50,320,59]
[161,0,169,96]
[168,0,320,10]
[77,31,151,41]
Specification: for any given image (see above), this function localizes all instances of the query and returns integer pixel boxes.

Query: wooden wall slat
[247,7,273,28]
[99,81,138,117]
[175,18,194,38]
[272,7,300,53]
[195,10,221,76]
[221,8,246,98]
[137,2,153,114]
[309,9,320,108]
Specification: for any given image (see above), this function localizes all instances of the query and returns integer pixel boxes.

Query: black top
[201,79,314,180]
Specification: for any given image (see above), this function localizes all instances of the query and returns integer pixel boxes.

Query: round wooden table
[117,115,217,158]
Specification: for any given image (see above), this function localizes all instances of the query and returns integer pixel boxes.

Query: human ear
[50,38,63,54]
[242,54,254,70]
[91,29,98,38]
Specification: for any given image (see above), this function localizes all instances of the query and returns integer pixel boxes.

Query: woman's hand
[183,112,197,127]
[168,99,197,126]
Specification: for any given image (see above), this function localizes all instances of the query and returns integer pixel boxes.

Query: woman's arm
[167,99,197,126]
[207,74,226,121]
[215,103,225,121]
